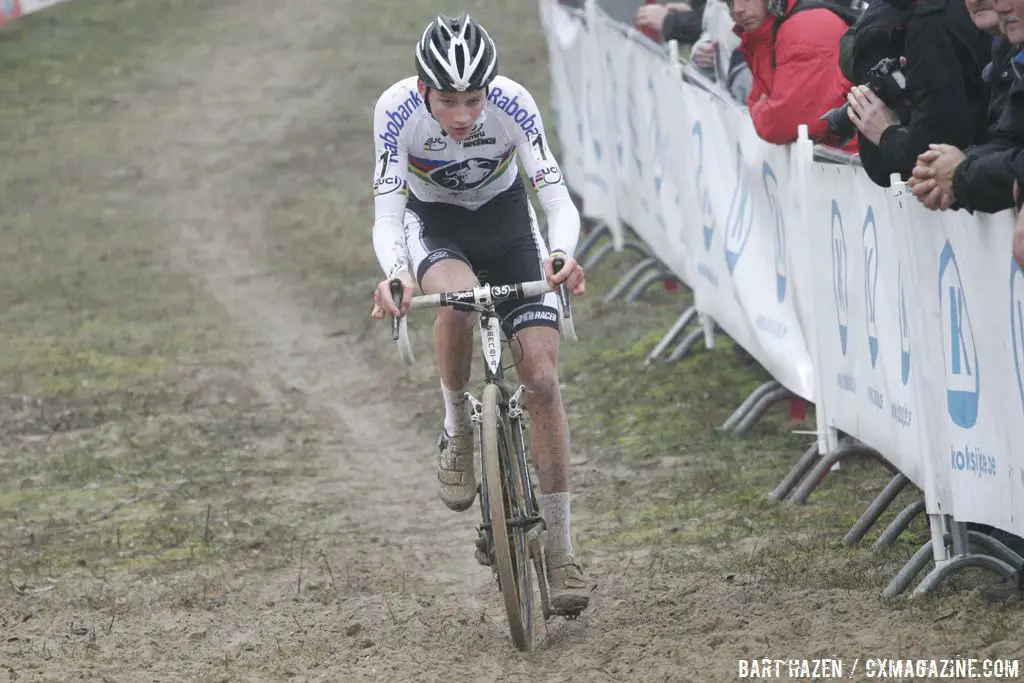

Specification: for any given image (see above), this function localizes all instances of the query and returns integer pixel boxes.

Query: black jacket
[951,40,1022,214]
[852,0,992,187]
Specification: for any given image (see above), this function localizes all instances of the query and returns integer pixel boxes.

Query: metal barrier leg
[644,306,697,367]
[665,325,707,363]
[768,442,820,502]
[574,221,609,264]
[582,239,649,272]
[624,267,674,303]
[872,499,926,552]
[787,441,885,506]
[968,532,1024,570]
[884,530,1023,599]
[732,387,797,437]
[842,473,912,546]
[602,257,660,304]
[720,381,781,432]
[882,538,938,600]
[620,239,652,258]
[912,555,1018,598]
[581,241,615,272]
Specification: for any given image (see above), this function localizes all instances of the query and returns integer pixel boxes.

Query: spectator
[909,0,1022,212]
[969,0,1004,42]
[636,1,708,46]
[843,0,992,187]
[733,0,859,148]
[976,0,1017,127]
[691,0,754,102]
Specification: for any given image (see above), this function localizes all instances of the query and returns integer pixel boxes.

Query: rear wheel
[481,382,536,651]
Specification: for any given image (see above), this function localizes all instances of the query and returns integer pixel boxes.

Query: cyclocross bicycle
[386,256,578,652]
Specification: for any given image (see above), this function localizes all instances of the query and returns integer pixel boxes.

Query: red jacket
[737,1,858,152]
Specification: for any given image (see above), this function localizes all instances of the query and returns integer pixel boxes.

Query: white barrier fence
[0,0,72,29]
[540,0,1024,593]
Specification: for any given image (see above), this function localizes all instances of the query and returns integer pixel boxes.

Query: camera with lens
[819,56,907,145]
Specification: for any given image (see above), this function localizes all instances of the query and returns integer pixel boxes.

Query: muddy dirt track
[2,1,1024,682]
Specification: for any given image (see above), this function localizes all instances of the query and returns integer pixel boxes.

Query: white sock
[441,380,472,435]
[539,492,573,555]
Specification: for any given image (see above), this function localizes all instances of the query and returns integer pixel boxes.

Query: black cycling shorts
[403,176,559,336]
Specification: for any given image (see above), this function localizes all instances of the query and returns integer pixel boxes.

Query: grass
[550,254,944,593]
[0,0,317,614]
[0,0,229,402]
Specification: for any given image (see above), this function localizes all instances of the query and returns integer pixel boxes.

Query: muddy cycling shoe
[437,429,476,512]
[545,550,591,616]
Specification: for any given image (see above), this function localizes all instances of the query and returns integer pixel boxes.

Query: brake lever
[551,256,572,320]
[389,278,404,341]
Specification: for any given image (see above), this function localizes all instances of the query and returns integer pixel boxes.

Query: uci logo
[831,199,849,356]
[724,144,752,274]
[1010,257,1024,413]
[373,175,402,197]
[762,162,786,303]
[424,137,447,152]
[532,165,562,190]
[863,207,879,369]
[692,122,714,252]
[898,262,911,386]
[938,241,979,429]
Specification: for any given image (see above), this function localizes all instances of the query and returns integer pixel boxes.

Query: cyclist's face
[420,82,486,140]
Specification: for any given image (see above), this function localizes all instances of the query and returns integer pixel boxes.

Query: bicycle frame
[468,301,544,574]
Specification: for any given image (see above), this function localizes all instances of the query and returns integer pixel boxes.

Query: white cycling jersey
[370,74,580,278]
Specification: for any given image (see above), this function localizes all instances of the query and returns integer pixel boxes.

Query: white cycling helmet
[415,13,498,93]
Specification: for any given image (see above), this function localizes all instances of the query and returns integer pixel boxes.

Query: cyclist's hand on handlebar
[543,253,585,296]
[371,272,415,319]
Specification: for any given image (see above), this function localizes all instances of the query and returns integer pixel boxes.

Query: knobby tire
[481,382,535,651]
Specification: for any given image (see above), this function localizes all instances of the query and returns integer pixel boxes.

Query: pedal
[474,530,493,567]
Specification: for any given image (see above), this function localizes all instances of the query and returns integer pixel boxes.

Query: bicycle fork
[468,385,546,571]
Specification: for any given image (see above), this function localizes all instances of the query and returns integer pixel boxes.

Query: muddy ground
[2,1,1023,681]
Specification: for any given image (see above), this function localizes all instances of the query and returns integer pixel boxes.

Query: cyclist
[368,12,590,615]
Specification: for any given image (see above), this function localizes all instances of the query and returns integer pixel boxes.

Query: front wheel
[481,382,536,651]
